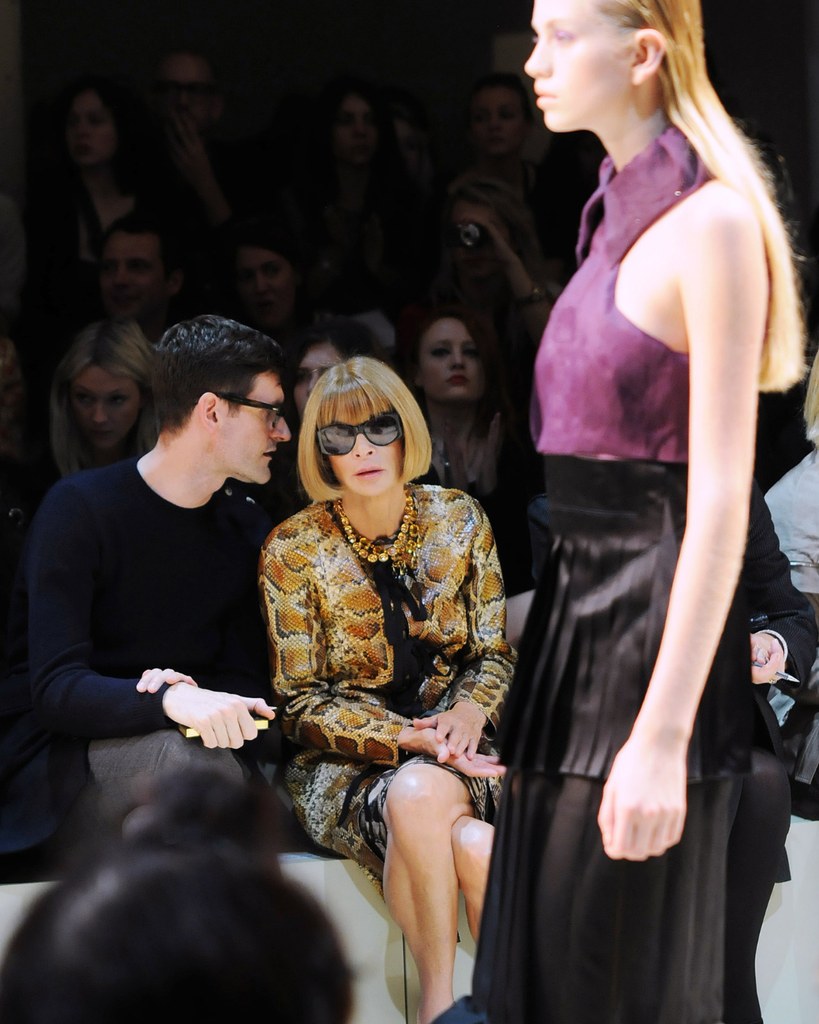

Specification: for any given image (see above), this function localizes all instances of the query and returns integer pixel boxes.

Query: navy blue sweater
[0,458,272,852]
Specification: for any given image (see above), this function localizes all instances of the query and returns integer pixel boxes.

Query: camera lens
[459,223,483,248]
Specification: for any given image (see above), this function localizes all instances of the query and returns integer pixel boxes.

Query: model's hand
[597,736,686,860]
[750,631,786,684]
[136,667,197,693]
[162,686,276,749]
[413,701,487,759]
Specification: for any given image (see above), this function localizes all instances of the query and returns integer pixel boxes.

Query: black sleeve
[21,482,169,738]
[743,481,818,693]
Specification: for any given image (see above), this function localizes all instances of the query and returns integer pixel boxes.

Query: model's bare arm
[599,183,767,860]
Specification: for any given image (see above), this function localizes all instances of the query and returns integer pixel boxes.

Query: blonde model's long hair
[601,0,804,391]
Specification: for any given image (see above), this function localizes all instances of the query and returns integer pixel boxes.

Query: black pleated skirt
[468,456,753,1024]
[499,455,752,779]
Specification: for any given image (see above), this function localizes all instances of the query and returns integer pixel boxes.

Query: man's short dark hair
[101,212,185,276]
[153,315,284,433]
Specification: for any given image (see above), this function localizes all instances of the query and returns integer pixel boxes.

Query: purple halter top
[531,125,710,463]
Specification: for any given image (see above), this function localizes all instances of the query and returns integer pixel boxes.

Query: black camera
[444,222,490,249]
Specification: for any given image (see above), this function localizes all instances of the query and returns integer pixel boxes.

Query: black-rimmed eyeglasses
[216,392,283,428]
[317,412,403,456]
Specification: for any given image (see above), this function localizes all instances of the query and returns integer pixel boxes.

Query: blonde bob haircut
[600,0,805,392]
[298,356,431,502]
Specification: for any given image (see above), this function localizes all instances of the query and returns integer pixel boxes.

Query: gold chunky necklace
[334,490,420,575]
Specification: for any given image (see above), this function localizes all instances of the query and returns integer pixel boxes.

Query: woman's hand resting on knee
[397,701,505,777]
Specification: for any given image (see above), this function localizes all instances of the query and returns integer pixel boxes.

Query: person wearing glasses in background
[259,356,514,1024]
[150,50,235,229]
[0,315,288,874]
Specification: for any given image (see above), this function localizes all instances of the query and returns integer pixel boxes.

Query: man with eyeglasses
[0,316,291,871]
[151,50,236,228]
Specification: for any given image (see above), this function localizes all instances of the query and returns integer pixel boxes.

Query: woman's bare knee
[452,817,494,874]
[384,764,470,833]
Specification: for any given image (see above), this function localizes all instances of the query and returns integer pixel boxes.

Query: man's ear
[196,391,221,428]
[631,28,666,86]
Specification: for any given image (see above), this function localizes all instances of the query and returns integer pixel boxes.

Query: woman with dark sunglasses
[259,356,514,1024]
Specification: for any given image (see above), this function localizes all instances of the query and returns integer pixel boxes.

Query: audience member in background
[766,348,819,822]
[255,316,384,526]
[0,316,285,871]
[398,175,552,414]
[284,75,425,324]
[727,485,817,1024]
[220,218,307,354]
[462,73,578,284]
[407,304,540,595]
[99,213,185,343]
[22,76,160,346]
[290,317,387,423]
[260,357,513,1024]
[150,50,237,229]
[382,86,441,288]
[0,770,352,1024]
[384,87,437,202]
[50,319,157,479]
[465,74,535,201]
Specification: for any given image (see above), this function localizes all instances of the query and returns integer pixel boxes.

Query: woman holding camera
[259,356,514,1024]
[398,174,553,414]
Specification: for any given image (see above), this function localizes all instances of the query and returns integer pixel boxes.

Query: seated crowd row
[1,46,819,1024]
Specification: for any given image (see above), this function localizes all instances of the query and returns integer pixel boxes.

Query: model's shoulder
[678,181,760,242]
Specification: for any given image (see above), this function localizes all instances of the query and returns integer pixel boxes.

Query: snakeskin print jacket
[259,485,515,882]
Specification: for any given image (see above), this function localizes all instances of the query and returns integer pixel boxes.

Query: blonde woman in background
[50,319,156,477]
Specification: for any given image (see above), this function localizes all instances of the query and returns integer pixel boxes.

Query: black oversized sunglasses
[317,412,403,456]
